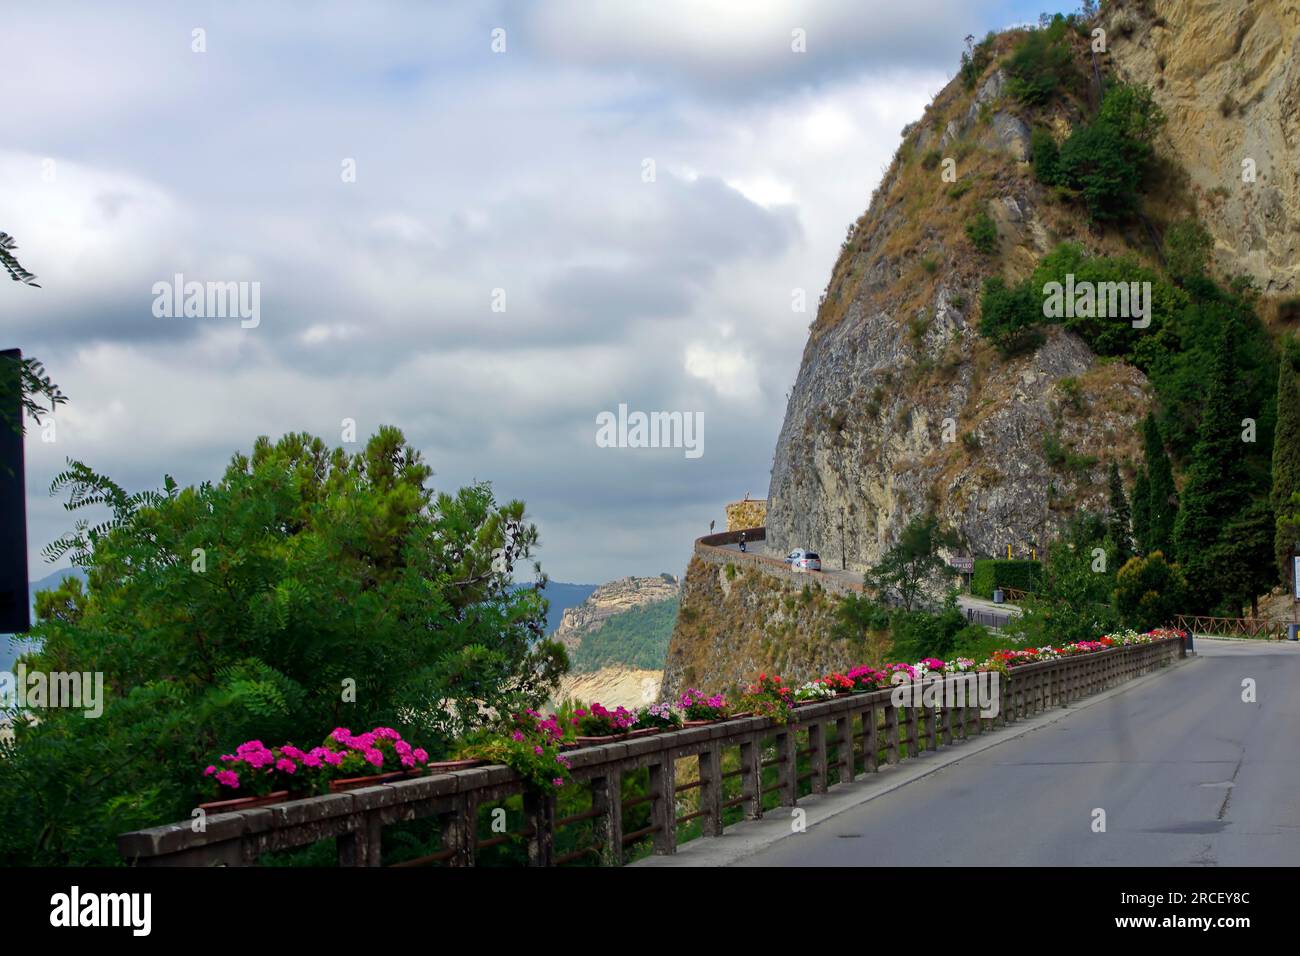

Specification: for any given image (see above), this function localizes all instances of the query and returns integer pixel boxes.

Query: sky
[3,0,1055,586]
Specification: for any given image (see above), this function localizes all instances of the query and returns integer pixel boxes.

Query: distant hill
[0,566,85,672]
[570,596,679,673]
[536,582,598,635]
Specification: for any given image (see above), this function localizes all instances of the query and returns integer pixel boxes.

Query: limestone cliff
[766,0,1296,571]
[666,0,1297,694]
[552,574,679,653]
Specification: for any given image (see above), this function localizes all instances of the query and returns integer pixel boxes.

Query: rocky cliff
[666,0,1297,694]
[766,0,1297,571]
[552,574,680,653]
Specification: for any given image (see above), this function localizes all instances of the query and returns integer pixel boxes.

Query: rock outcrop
[552,574,680,653]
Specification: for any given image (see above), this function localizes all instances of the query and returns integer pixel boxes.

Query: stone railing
[693,526,863,597]
[118,636,1184,867]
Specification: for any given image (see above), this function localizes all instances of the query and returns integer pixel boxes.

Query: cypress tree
[1143,413,1177,555]
[1174,324,1249,609]
[1271,356,1300,585]
[1131,465,1151,555]
[1107,461,1133,566]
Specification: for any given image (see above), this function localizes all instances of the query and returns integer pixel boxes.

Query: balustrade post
[808,722,829,794]
[524,790,555,866]
[439,795,476,867]
[906,704,919,758]
[835,714,854,784]
[697,749,724,837]
[648,758,677,855]
[865,704,880,771]
[337,810,382,867]
[591,771,624,865]
[740,738,763,820]
[884,703,900,765]
[776,729,797,805]
[923,702,937,752]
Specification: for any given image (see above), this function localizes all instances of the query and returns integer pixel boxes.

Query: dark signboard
[0,348,29,633]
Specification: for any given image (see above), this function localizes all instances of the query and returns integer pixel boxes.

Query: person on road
[738,530,747,553]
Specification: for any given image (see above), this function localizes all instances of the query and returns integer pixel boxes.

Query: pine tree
[1174,324,1249,610]
[1142,413,1177,555]
[1271,356,1300,586]
[1106,461,1133,566]
[1131,465,1151,554]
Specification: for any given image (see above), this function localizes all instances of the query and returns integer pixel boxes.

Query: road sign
[0,348,30,633]
[950,556,974,573]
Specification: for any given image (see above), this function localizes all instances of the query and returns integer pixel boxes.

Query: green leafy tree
[1141,413,1178,556]
[863,515,954,612]
[1164,218,1214,285]
[1131,465,1151,556]
[1106,461,1133,568]
[978,276,1043,357]
[1006,512,1119,647]
[1174,325,1251,610]
[1114,551,1187,631]
[1209,498,1276,617]
[1,235,67,434]
[1054,83,1165,222]
[1272,357,1300,585]
[0,427,566,865]
[1003,17,1078,106]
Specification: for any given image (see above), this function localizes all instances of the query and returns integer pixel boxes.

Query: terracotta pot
[682,719,717,727]
[727,711,754,719]
[329,769,425,792]
[572,733,628,745]
[628,726,668,737]
[427,759,487,772]
[199,790,291,813]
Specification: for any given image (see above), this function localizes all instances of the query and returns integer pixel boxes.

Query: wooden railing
[1174,614,1284,640]
[118,637,1185,867]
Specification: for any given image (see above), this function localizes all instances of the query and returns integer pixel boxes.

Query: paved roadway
[717,540,1019,628]
[739,640,1300,866]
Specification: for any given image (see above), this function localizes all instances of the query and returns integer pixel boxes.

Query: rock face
[766,1,1291,572]
[1108,0,1300,295]
[724,498,767,531]
[661,556,878,698]
[549,667,663,711]
[552,574,680,653]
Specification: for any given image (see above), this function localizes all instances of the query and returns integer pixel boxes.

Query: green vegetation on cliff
[570,597,679,673]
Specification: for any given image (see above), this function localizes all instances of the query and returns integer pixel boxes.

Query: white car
[785,549,821,572]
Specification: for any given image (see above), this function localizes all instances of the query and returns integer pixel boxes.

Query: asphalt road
[739,640,1300,866]
[717,540,1018,628]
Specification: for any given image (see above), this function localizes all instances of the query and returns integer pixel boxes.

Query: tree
[0,233,66,434]
[1272,356,1300,586]
[1054,83,1165,222]
[1131,465,1151,555]
[0,427,566,864]
[1106,461,1133,567]
[863,515,954,611]
[1141,413,1178,556]
[1164,218,1214,285]
[1005,512,1119,647]
[1114,551,1187,631]
[1174,325,1251,610]
[1211,498,1276,617]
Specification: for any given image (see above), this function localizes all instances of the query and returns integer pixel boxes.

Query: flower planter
[628,726,669,737]
[427,759,487,773]
[682,718,719,727]
[329,769,425,793]
[727,711,754,719]
[572,733,631,745]
[199,790,291,813]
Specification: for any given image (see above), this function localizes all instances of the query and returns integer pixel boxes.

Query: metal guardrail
[118,637,1185,867]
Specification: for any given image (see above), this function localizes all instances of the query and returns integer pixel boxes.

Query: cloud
[5,1,1019,584]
